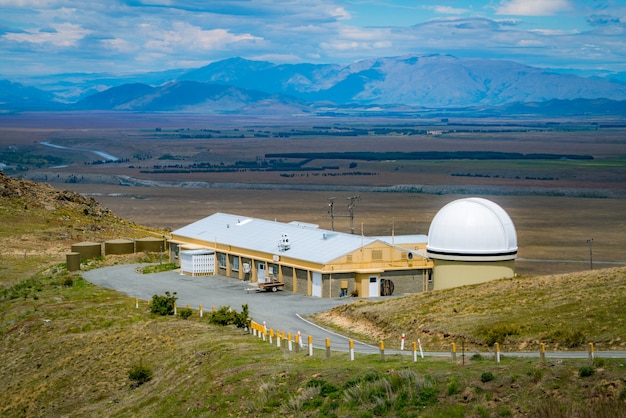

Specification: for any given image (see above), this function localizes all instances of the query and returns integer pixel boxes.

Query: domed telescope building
[426,197,518,290]
[169,197,517,298]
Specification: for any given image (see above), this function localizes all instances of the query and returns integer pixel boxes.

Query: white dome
[426,197,517,261]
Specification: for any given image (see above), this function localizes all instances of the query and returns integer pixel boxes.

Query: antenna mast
[328,195,360,234]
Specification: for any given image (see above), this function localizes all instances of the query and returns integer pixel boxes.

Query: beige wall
[432,260,515,290]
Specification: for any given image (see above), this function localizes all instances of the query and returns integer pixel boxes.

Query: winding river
[40,141,119,161]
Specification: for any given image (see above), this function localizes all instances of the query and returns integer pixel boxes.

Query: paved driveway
[82,264,379,352]
[82,265,626,359]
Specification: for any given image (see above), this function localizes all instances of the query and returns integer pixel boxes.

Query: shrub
[128,360,153,386]
[543,329,586,348]
[478,323,521,345]
[447,377,459,396]
[62,276,74,287]
[208,304,249,328]
[480,371,495,383]
[150,291,177,315]
[578,366,595,378]
[178,308,192,320]
[306,378,339,398]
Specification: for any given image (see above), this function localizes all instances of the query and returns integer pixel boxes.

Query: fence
[134,298,613,363]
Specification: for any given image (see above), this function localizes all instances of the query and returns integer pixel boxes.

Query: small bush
[128,360,153,386]
[306,378,339,397]
[150,291,177,315]
[480,371,495,383]
[62,276,74,287]
[527,368,543,383]
[543,329,586,348]
[578,366,595,378]
[478,323,521,345]
[178,308,192,320]
[208,304,249,328]
[447,377,459,396]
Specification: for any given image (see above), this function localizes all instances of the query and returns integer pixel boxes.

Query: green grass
[139,262,178,274]
[2,172,626,416]
[2,265,626,417]
[314,267,626,352]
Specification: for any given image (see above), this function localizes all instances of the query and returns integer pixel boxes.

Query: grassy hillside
[1,172,626,417]
[313,267,626,352]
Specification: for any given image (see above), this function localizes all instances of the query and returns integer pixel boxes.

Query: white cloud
[144,22,262,52]
[3,22,91,47]
[429,6,469,15]
[496,0,573,16]
[330,6,351,20]
[101,37,137,53]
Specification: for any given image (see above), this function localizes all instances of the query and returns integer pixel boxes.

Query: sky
[1,0,626,78]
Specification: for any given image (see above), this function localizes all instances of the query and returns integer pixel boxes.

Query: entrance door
[257,262,266,282]
[312,272,322,297]
[369,276,379,297]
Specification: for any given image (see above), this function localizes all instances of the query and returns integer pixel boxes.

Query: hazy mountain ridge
[176,55,626,107]
[2,54,626,114]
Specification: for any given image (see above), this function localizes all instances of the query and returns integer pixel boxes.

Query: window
[218,253,226,269]
[231,256,240,272]
[371,249,383,260]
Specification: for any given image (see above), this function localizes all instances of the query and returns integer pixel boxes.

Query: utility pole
[328,197,335,231]
[328,196,360,233]
[587,239,593,270]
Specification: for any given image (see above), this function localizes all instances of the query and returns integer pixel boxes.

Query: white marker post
[418,338,424,359]
[401,333,405,351]
[349,340,355,361]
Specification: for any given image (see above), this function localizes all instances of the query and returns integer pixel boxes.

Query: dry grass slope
[314,267,626,352]
[2,172,626,417]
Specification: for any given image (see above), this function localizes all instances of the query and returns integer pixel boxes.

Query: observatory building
[426,197,518,290]
[169,197,517,298]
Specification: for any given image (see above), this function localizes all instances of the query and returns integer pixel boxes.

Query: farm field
[1,111,625,277]
[1,113,626,417]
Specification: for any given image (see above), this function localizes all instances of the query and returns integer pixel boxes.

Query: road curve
[82,264,626,359]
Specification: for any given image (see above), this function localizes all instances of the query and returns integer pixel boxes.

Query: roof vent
[278,233,290,251]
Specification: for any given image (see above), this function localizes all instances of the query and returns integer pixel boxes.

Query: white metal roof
[172,212,382,265]
[373,235,428,247]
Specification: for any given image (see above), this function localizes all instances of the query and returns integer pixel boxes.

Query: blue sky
[1,0,625,77]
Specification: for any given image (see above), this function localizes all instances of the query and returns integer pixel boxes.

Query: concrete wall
[432,260,515,290]
[381,269,433,294]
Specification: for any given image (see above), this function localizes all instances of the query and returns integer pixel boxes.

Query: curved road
[83,264,626,359]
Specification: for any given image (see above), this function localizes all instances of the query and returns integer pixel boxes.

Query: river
[40,141,119,161]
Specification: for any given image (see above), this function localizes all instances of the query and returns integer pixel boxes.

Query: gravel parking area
[82,264,378,352]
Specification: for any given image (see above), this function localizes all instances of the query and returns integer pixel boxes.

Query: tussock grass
[2,171,626,416]
[315,266,626,352]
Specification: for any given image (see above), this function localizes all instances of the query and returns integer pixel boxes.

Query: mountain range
[2,54,626,115]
